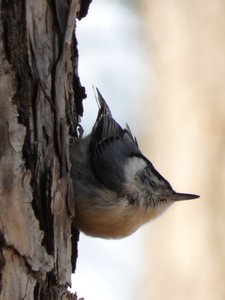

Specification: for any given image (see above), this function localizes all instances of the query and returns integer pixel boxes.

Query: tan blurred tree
[140,0,225,299]
[0,0,90,299]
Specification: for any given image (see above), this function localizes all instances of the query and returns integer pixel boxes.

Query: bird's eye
[149,180,157,189]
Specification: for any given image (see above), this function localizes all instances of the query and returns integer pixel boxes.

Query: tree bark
[0,0,90,299]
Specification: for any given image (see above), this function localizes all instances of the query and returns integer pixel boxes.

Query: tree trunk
[0,0,90,299]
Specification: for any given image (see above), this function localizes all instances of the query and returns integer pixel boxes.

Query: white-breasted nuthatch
[70,88,199,239]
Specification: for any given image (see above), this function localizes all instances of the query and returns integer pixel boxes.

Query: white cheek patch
[123,157,147,183]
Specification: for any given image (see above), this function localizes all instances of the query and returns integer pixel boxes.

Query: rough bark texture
[0,0,91,299]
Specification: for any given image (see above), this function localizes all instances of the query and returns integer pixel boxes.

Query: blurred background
[70,0,225,299]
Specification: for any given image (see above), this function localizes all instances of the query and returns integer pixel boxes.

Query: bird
[69,88,199,239]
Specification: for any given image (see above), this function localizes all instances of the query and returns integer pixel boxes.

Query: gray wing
[90,89,141,193]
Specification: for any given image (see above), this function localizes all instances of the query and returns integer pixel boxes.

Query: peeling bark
[0,0,91,298]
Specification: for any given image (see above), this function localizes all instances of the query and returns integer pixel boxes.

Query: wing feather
[90,88,141,192]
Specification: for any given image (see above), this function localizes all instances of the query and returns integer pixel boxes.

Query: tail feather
[92,87,122,140]
[94,87,112,117]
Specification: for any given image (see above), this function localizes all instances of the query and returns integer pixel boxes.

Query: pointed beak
[168,192,200,201]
